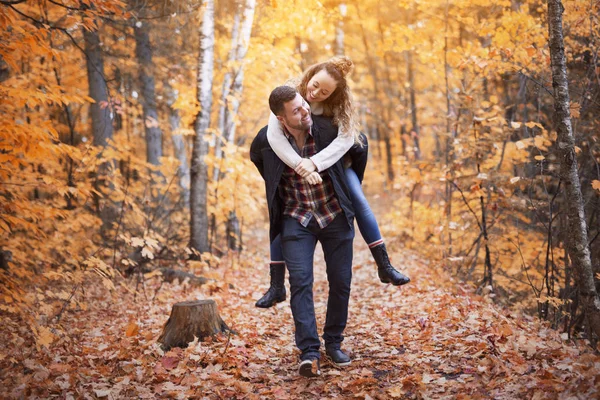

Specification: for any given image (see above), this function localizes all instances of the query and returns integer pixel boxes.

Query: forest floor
[1,204,600,399]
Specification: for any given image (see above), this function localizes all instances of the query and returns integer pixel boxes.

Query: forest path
[1,204,599,399]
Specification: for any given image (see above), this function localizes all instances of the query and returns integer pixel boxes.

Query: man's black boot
[370,243,410,286]
[255,263,286,308]
[325,347,351,367]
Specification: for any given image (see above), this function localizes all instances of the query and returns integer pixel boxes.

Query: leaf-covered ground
[1,228,599,399]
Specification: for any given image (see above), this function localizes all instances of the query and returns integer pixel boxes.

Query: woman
[256,56,410,308]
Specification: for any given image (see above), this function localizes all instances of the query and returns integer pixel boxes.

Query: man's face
[277,93,312,131]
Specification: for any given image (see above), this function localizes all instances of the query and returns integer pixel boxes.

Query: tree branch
[448,180,483,232]
[0,0,28,5]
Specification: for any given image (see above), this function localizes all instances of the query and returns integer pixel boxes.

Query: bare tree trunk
[221,0,255,250]
[165,78,190,204]
[406,50,421,160]
[334,3,346,56]
[134,20,163,166]
[190,0,215,254]
[223,0,256,146]
[213,4,241,182]
[547,0,600,339]
[83,25,117,233]
[83,28,113,147]
[443,0,454,256]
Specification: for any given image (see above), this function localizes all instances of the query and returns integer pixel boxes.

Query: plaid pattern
[279,130,342,228]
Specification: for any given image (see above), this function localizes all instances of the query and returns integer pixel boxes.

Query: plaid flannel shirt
[278,128,342,228]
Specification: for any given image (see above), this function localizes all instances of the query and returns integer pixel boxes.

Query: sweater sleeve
[309,128,355,172]
[266,111,302,169]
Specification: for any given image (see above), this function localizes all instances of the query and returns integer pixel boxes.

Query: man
[250,86,366,377]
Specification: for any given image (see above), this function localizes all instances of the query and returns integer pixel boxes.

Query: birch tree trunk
[214,0,256,182]
[547,0,600,338]
[165,78,190,204]
[190,0,215,254]
[134,20,163,166]
[213,5,241,182]
[223,0,256,146]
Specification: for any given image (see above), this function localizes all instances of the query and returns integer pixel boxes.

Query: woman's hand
[295,158,317,177]
[305,172,322,185]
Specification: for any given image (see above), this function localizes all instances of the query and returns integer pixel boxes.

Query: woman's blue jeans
[270,167,382,262]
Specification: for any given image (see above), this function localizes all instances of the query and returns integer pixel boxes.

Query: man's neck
[286,127,310,149]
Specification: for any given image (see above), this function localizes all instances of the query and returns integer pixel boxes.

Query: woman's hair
[297,56,362,144]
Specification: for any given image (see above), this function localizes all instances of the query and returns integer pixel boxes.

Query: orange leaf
[125,322,139,337]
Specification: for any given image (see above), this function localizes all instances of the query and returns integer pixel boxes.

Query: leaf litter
[0,230,599,399]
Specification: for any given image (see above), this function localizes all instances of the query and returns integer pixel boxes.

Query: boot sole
[255,297,286,308]
[325,354,351,367]
[299,360,321,377]
[380,279,410,286]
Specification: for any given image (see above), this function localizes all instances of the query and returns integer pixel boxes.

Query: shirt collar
[282,125,313,140]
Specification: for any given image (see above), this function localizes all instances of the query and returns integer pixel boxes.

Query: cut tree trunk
[158,300,231,350]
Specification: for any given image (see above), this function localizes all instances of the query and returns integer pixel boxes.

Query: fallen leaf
[125,322,139,337]
[161,355,180,370]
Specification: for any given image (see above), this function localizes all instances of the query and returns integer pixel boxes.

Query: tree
[213,2,241,181]
[334,3,346,56]
[223,0,256,150]
[83,27,113,148]
[83,23,119,233]
[134,18,163,167]
[165,77,190,204]
[190,0,215,254]
[547,0,600,338]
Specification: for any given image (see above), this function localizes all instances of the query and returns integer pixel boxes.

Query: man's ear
[276,115,285,124]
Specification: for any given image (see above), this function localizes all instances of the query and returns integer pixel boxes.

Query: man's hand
[295,158,317,177]
[305,172,322,185]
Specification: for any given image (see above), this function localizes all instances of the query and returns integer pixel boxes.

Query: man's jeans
[281,214,354,361]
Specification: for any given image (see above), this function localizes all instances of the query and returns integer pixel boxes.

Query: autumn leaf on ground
[125,322,139,337]
[592,180,600,192]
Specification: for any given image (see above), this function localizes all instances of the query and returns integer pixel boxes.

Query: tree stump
[158,300,231,350]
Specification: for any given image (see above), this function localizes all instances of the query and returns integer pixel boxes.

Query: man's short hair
[269,86,298,116]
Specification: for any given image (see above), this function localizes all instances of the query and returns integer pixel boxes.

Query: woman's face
[305,69,338,103]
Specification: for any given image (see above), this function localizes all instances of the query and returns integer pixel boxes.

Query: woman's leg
[344,167,383,247]
[255,234,287,308]
[270,233,285,263]
[344,167,410,286]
